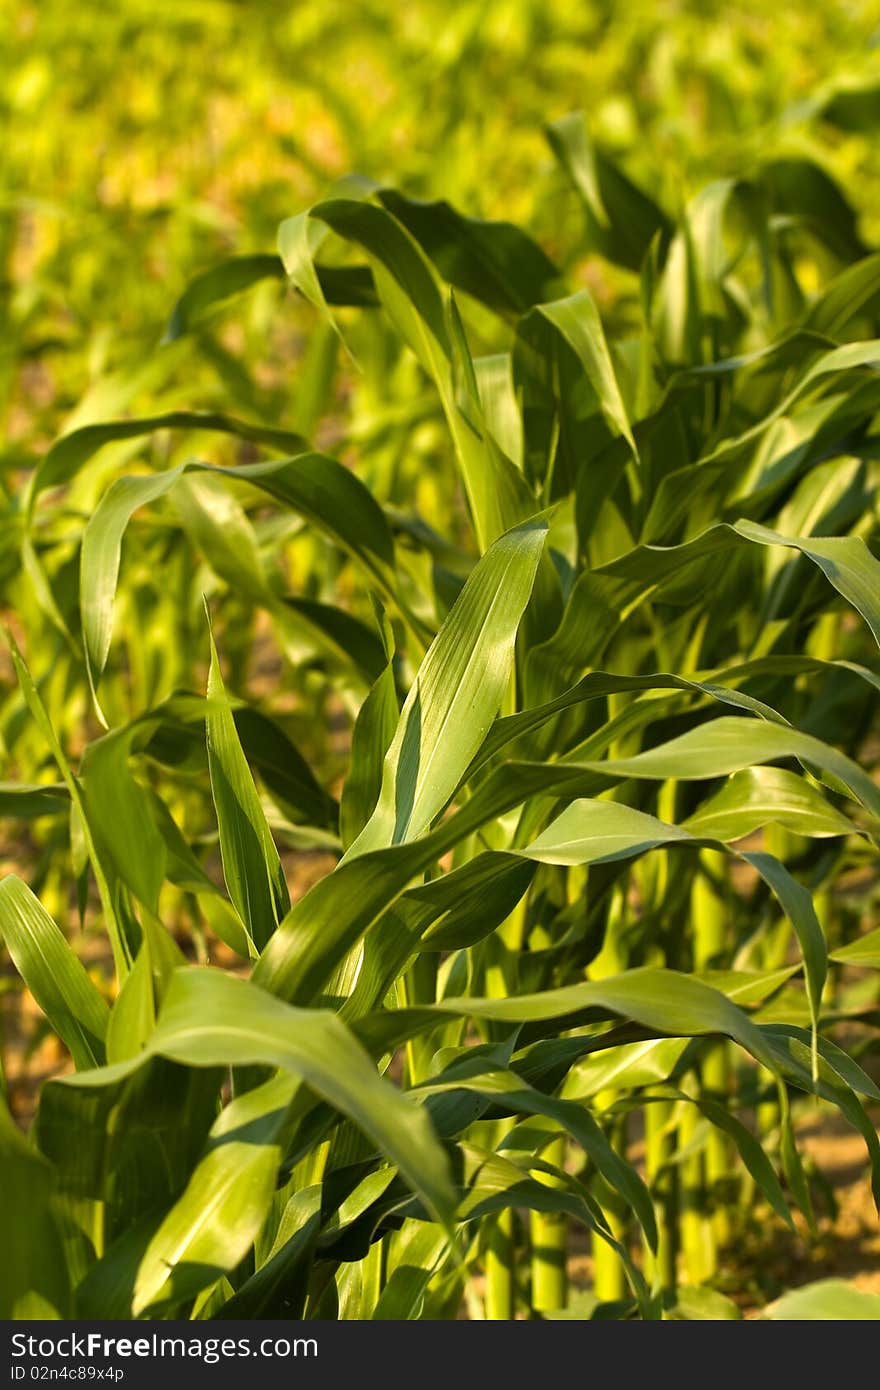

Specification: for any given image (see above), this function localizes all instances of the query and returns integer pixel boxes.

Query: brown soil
[732,1110,880,1311]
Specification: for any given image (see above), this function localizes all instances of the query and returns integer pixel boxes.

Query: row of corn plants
[2,115,880,1319]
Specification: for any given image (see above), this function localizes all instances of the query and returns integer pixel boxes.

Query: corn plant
[2,116,879,1320]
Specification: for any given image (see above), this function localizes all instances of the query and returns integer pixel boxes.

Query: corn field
[3,0,880,1324]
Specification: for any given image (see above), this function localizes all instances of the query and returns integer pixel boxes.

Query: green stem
[366,1238,386,1318]
[644,1100,677,1293]
[486,1209,516,1319]
[530,1136,568,1314]
[592,1207,626,1303]
[589,876,629,1302]
[690,848,729,1274]
[485,873,528,1320]
[765,822,796,864]
[591,1111,627,1303]
[678,1103,713,1285]
[702,1043,732,1250]
[755,1063,779,1145]
[401,952,438,1085]
[692,850,727,968]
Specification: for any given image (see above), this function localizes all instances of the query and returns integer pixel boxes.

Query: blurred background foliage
[4,0,880,455]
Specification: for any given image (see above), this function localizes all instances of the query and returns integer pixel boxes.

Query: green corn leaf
[776,1079,816,1233]
[562,1039,690,1099]
[419,1068,657,1251]
[801,250,880,336]
[196,452,398,599]
[279,597,390,685]
[345,516,548,857]
[26,413,309,638]
[831,925,880,968]
[7,637,135,977]
[79,727,168,913]
[519,793,842,1052]
[212,1185,323,1320]
[133,1073,300,1314]
[666,1287,743,1320]
[36,1057,222,1246]
[231,706,337,832]
[0,1097,70,1318]
[340,609,399,849]
[667,1091,793,1230]
[455,1143,649,1312]
[377,188,564,317]
[106,913,189,1064]
[568,716,880,819]
[546,112,671,270]
[523,797,695,866]
[531,518,880,699]
[517,291,636,464]
[0,876,109,1069]
[0,783,69,817]
[524,798,826,1045]
[473,353,523,467]
[74,1214,164,1320]
[355,967,787,1075]
[681,766,860,840]
[164,253,284,341]
[474,667,792,773]
[760,157,866,262]
[29,410,308,507]
[171,471,270,603]
[80,469,213,721]
[733,520,880,649]
[256,701,875,1009]
[764,1280,880,1320]
[279,196,536,550]
[59,967,457,1231]
[206,626,290,954]
[371,1222,452,1320]
[80,454,402,713]
[762,1026,880,1102]
[413,853,536,954]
